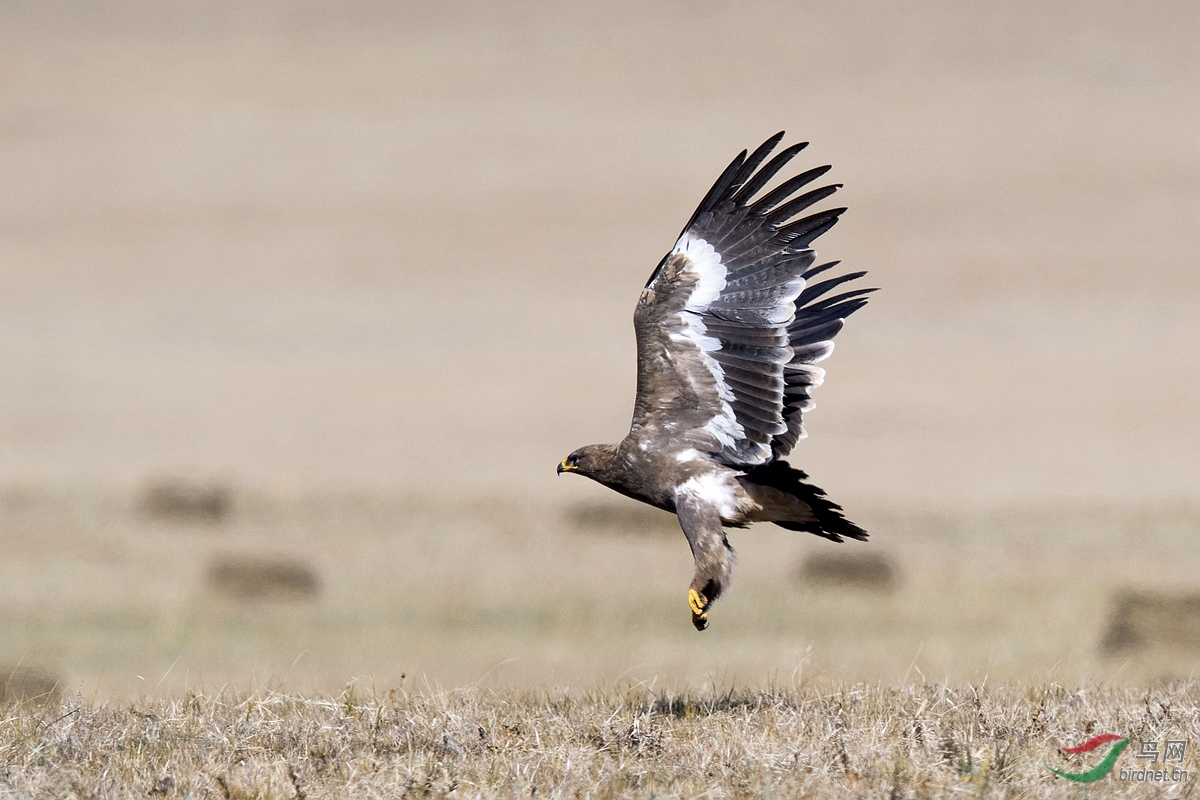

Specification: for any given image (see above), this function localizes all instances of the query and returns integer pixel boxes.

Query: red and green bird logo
[1049,734,1132,782]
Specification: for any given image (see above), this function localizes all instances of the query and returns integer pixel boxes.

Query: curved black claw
[689,588,710,631]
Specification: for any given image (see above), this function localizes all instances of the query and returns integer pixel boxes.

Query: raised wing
[631,133,873,468]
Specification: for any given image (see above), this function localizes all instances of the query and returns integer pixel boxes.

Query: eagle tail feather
[743,460,867,543]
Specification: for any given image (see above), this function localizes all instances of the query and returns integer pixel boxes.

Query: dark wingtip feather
[801,260,841,280]
[743,132,787,171]
[750,164,834,217]
[731,140,810,206]
[764,184,843,228]
[804,286,878,314]
[796,271,868,306]
[838,297,872,318]
[780,208,847,248]
[725,133,787,208]
[680,147,749,235]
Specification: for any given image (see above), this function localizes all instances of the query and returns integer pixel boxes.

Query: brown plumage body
[560,134,873,630]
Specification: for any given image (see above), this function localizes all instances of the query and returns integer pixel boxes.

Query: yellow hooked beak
[557,458,578,474]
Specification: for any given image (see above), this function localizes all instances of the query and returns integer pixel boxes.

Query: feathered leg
[675,493,736,631]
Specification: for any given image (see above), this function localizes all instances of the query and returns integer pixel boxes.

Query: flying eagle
[558,133,874,630]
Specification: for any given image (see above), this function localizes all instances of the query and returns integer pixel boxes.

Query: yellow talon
[688,588,708,616]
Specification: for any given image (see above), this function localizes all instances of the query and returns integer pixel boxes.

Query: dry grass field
[3,682,1198,798]
[2,0,1199,795]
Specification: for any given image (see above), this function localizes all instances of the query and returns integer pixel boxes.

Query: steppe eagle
[558,133,873,630]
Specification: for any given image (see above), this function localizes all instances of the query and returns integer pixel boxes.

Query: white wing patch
[673,234,726,312]
[665,234,750,453]
[673,308,723,354]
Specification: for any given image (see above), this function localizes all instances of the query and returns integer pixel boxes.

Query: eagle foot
[688,588,710,631]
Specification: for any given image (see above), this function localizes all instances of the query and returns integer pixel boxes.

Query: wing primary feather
[711,343,792,364]
[796,271,868,305]
[788,320,845,344]
[730,405,787,434]
[804,297,871,324]
[731,406,785,435]
[728,132,786,197]
[716,361,785,392]
[703,320,790,346]
[836,297,871,317]
[722,373,790,404]
[678,150,748,236]
[790,341,835,362]
[726,393,786,423]
[802,287,878,314]
[730,142,809,205]
[686,134,785,238]
[779,208,846,247]
[764,185,843,227]
[748,165,834,216]
[714,222,783,261]
[704,202,755,243]
[724,251,815,284]
[801,260,841,281]
[711,285,806,312]
[721,256,810,291]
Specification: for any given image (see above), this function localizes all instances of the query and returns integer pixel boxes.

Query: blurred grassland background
[1,0,1198,700]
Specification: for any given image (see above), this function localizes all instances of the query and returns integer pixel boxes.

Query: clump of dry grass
[0,681,1195,798]
[797,550,900,592]
[1101,590,1200,655]
[206,554,321,602]
[140,478,232,523]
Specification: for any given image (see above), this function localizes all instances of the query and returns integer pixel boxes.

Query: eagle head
[556,444,616,477]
